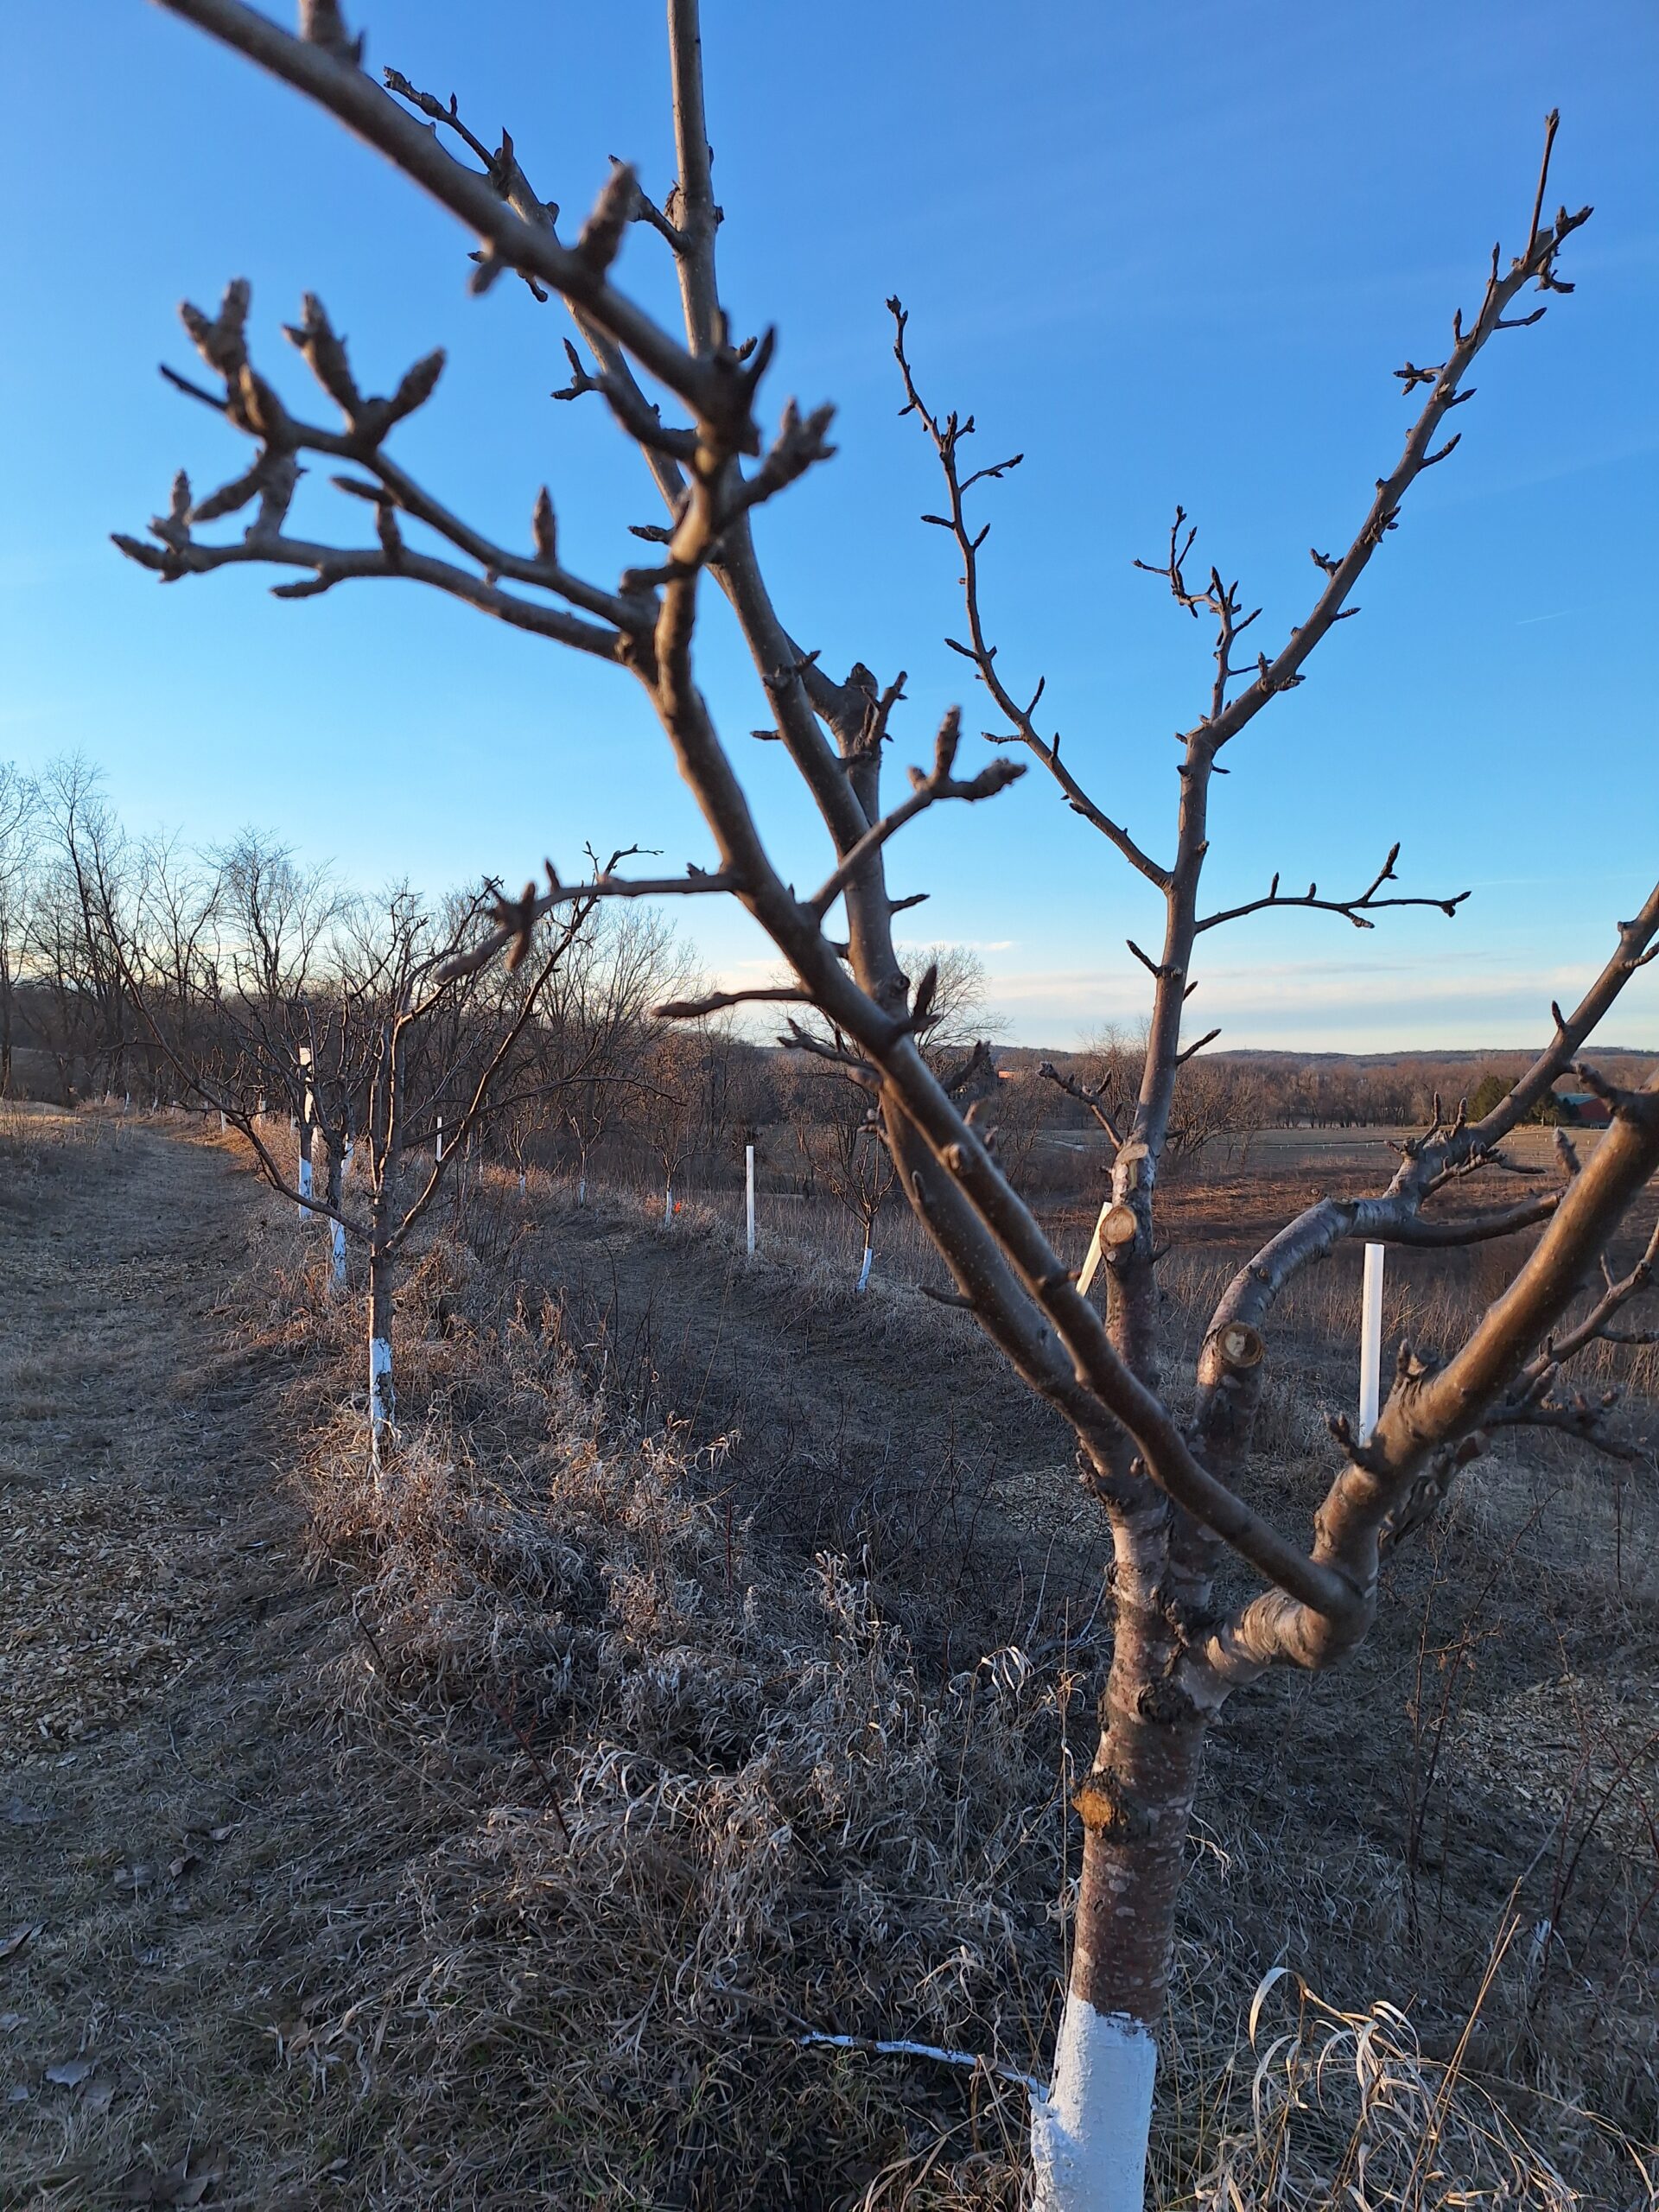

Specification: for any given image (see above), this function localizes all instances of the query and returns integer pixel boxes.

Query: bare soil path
[1,1112,354,2209]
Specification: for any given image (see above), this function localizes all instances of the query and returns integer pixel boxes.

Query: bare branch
[116,518,627,658]
[653,985,807,1020]
[153,0,770,448]
[1485,1390,1647,1464]
[1200,122,1590,755]
[1196,842,1469,935]
[1206,1068,1659,1682]
[889,298,1170,892]
[1038,1059,1125,1148]
[434,866,740,983]
[804,709,1024,919]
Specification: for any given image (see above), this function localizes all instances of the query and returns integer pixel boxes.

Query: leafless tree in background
[786,1058,897,1289]
[118,10,1656,2203]
[209,835,344,1173]
[540,906,685,1202]
[29,761,139,1106]
[108,851,603,1477]
[1046,1025,1263,1182]
[902,939,998,1052]
[634,1019,711,1224]
[0,766,38,1096]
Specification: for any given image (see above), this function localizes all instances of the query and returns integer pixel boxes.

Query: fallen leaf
[44,2056,95,2087]
[207,1824,238,1844]
[168,1852,201,1881]
[112,1864,153,1891]
[117,2143,228,2206]
[3,1798,51,1826]
[0,1924,41,1961]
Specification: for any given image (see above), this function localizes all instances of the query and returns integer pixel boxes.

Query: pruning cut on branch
[119,15,1645,2205]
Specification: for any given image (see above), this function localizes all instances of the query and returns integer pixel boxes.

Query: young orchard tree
[316,883,619,1459]
[780,978,997,1287]
[120,10,1656,2204]
[211,833,354,1219]
[786,1061,897,1290]
[632,1018,719,1224]
[112,852,603,1476]
[97,827,364,1253]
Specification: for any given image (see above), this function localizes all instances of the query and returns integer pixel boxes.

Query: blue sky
[3,1,1656,1048]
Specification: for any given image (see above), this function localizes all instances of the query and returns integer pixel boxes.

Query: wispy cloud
[703,939,1659,1052]
[976,951,1659,1050]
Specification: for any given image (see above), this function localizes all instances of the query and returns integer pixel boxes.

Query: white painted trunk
[331,1219,347,1290]
[856,1243,874,1293]
[1029,1994,1156,2212]
[745,1142,756,1255]
[1358,1239,1385,1440]
[518,1169,526,1195]
[576,1173,587,1206]
[664,1180,673,1226]
[298,1046,315,1216]
[369,1334,395,1474]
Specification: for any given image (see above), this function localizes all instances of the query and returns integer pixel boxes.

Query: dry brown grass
[249,1166,1659,2205]
[2,1117,1655,2208]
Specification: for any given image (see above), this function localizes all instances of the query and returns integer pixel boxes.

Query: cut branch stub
[1101,1202,1138,1252]
[1214,1321,1265,1373]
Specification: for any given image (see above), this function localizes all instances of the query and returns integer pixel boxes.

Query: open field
[3,1108,1656,2207]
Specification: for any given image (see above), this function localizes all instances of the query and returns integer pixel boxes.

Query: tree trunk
[368,1244,395,1478]
[1032,1507,1209,2212]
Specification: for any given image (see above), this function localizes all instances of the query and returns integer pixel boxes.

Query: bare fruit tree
[209,834,353,1218]
[109,852,603,1478]
[119,9,1657,2205]
[786,1058,897,1291]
